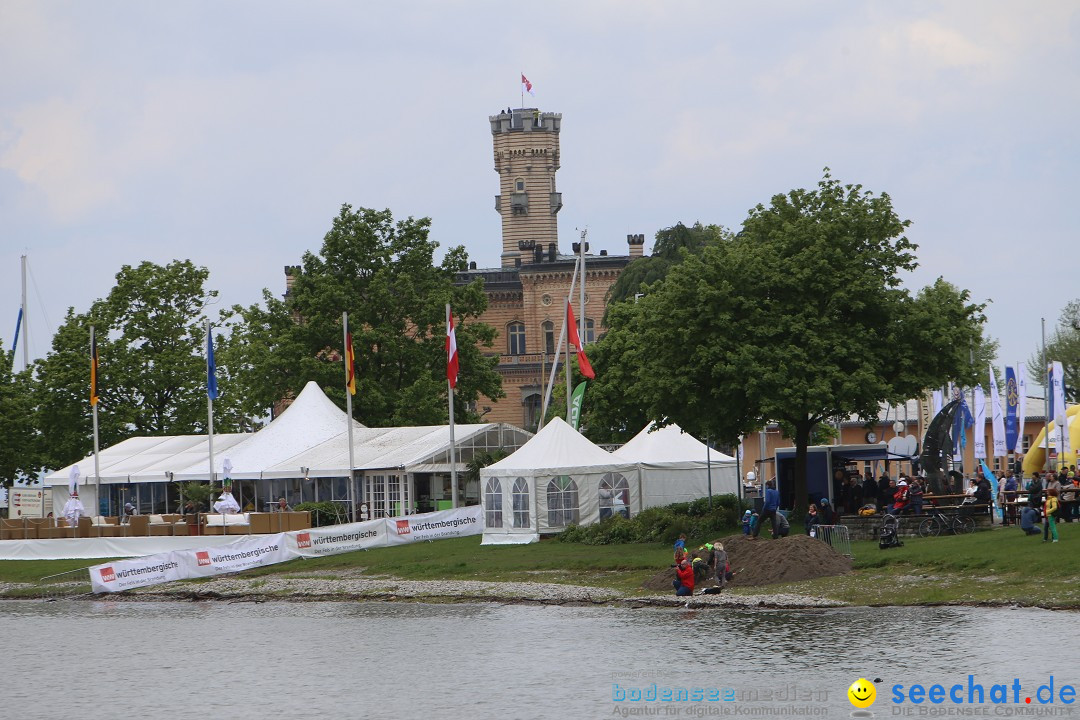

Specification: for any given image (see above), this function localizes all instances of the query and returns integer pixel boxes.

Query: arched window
[484,477,503,528]
[584,318,595,344]
[542,321,555,356]
[546,475,579,527]
[515,177,525,192]
[507,322,526,355]
[523,392,542,431]
[599,473,631,520]
[512,477,530,528]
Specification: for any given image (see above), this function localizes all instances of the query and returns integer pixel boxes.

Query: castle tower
[489,108,563,267]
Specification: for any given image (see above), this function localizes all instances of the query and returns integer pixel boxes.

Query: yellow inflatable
[1023,404,1080,473]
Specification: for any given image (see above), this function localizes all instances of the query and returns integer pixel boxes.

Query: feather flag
[989,365,1006,457]
[566,301,595,379]
[1016,365,1027,453]
[973,385,986,459]
[1005,366,1019,453]
[90,327,99,406]
[345,332,357,396]
[446,311,459,389]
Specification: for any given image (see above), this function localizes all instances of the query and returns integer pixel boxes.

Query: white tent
[480,417,639,545]
[618,422,739,505]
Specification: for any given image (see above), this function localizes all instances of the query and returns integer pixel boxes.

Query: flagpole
[520,71,523,109]
[1042,318,1050,471]
[447,304,458,509]
[541,257,578,422]
[578,229,587,348]
[90,325,101,519]
[206,320,216,506]
[21,254,29,371]
[343,311,356,522]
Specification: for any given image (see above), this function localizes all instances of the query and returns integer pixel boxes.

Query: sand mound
[641,534,852,591]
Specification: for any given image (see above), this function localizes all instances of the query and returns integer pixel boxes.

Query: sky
[2,0,1077,384]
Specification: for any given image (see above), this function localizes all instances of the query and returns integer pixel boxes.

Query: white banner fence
[89,506,482,593]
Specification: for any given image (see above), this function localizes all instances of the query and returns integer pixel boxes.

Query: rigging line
[27,259,56,359]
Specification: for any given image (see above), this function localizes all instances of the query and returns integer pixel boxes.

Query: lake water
[5,600,1078,719]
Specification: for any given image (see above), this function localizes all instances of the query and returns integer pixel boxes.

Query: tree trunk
[792,419,812,520]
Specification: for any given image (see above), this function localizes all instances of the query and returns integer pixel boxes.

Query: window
[512,477,530,528]
[484,478,503,528]
[515,177,525,192]
[524,393,542,431]
[599,473,630,520]
[584,318,595,344]
[508,322,526,355]
[547,476,579,527]
[542,321,555,355]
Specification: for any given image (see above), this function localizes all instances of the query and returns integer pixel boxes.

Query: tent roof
[260,423,525,477]
[482,417,631,476]
[172,380,364,479]
[44,433,251,485]
[619,422,735,465]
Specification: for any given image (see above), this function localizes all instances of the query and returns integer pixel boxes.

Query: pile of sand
[641,534,852,592]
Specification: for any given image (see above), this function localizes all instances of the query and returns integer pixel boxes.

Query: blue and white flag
[206,325,218,400]
[989,365,1006,457]
[973,385,986,460]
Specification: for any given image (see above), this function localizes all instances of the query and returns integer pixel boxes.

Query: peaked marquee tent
[618,422,739,504]
[480,417,638,545]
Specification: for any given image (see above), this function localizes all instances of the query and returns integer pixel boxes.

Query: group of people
[672,534,730,597]
[1015,468,1079,543]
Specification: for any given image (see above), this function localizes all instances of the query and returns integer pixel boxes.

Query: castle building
[455,108,643,429]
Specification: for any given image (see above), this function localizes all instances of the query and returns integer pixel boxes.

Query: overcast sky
[2,1,1077,385]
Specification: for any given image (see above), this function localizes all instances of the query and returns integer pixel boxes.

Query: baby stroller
[879,514,903,549]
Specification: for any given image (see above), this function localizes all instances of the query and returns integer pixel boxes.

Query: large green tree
[221,205,502,425]
[584,172,988,514]
[1026,299,1080,403]
[0,343,40,483]
[33,260,244,470]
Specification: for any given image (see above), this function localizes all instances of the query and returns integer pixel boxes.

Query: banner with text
[89,506,484,593]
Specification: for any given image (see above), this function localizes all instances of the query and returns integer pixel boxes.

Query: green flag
[569,381,587,430]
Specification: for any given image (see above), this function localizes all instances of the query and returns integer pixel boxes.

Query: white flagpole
[343,312,356,522]
[447,303,458,508]
[578,229,587,347]
[566,297,574,421]
[91,325,101,520]
[206,320,216,503]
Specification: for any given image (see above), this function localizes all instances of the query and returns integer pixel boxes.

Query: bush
[555,494,751,546]
[294,501,347,528]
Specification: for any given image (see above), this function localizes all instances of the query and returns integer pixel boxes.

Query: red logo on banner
[196,551,212,566]
[100,566,116,583]
[395,520,411,535]
[296,532,312,548]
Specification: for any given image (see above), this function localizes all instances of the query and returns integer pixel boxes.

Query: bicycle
[917,510,975,537]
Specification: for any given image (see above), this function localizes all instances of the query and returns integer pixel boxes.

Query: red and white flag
[566,302,595,379]
[521,73,534,96]
[446,312,459,389]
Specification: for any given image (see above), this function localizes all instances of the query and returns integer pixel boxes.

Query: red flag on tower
[566,302,595,379]
[521,73,534,96]
[446,311,459,389]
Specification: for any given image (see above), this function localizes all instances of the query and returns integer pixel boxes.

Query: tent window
[599,472,630,520]
[546,475,579,527]
[512,477,529,528]
[485,478,503,528]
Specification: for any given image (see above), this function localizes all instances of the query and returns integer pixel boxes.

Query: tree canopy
[583,172,989,514]
[31,260,243,471]
[221,205,502,425]
[1027,299,1080,403]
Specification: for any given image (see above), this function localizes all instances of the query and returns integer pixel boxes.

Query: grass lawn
[2,525,1078,607]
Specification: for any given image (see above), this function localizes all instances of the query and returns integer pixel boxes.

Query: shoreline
[4,572,1072,611]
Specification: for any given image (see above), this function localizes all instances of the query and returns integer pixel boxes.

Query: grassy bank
[2,526,1078,607]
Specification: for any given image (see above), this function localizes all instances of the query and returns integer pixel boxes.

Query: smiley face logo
[848,678,876,708]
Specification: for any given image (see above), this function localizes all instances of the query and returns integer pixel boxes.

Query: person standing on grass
[1003,472,1019,526]
[751,480,779,540]
[1044,487,1060,543]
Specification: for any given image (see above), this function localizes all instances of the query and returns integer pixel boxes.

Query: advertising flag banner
[345,332,356,396]
[90,327,99,406]
[206,326,218,400]
[989,366,1007,457]
[569,381,587,430]
[1005,366,1019,452]
[89,553,185,593]
[1051,361,1066,426]
[932,390,943,416]
[1017,365,1027,453]
[973,385,986,459]
[446,312,459,389]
